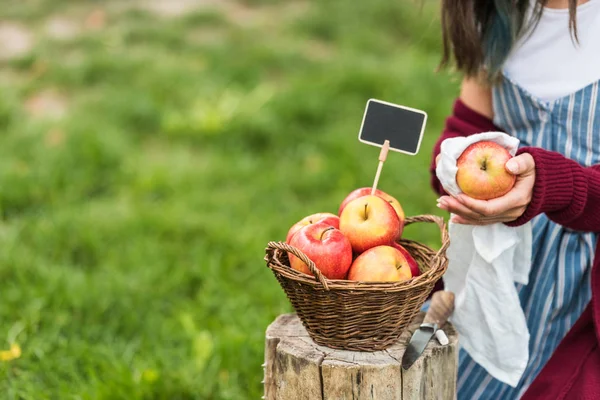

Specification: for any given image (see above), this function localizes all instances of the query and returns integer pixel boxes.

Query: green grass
[0,0,459,398]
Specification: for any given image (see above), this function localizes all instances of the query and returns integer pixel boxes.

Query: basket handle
[266,241,330,290]
[403,215,449,263]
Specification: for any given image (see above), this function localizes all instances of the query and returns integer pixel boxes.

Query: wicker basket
[264,215,449,352]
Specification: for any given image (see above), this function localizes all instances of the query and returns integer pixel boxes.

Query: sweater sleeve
[430,99,503,195]
[506,147,600,233]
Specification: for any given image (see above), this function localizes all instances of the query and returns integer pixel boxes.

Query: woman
[431,0,600,398]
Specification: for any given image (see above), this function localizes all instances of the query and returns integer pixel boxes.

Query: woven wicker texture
[264,215,449,352]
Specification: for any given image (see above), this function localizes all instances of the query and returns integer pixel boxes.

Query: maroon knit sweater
[431,99,600,399]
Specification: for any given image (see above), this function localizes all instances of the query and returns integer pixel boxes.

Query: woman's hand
[436,153,536,225]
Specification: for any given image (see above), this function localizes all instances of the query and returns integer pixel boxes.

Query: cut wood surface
[264,312,458,400]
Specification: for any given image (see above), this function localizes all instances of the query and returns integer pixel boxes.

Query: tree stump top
[264,312,458,400]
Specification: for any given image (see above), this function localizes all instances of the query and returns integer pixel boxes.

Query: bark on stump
[263,312,458,400]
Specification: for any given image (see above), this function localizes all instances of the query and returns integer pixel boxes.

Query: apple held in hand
[286,212,340,243]
[393,243,420,277]
[339,195,400,254]
[347,245,412,282]
[288,221,353,280]
[456,141,516,200]
[338,188,405,235]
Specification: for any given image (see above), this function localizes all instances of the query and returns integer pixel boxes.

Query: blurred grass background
[0,0,459,398]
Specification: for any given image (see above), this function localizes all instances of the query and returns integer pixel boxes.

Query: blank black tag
[358,99,427,155]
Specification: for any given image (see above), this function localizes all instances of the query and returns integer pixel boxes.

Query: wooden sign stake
[371,139,390,195]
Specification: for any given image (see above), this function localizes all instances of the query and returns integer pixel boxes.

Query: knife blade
[401,290,455,370]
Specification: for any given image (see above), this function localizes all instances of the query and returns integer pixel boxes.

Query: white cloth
[503,0,600,102]
[436,132,532,387]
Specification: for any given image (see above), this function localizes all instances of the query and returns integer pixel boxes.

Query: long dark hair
[439,0,579,80]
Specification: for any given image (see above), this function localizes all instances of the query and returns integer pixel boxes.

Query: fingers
[454,184,531,217]
[437,196,485,220]
[505,153,535,176]
[449,207,525,225]
[449,215,487,225]
[438,194,527,225]
[454,195,498,216]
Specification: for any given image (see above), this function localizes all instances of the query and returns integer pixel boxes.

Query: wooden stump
[263,313,458,400]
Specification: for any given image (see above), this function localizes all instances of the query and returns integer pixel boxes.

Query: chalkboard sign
[358,99,427,156]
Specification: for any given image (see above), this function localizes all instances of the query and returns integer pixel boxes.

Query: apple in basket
[456,141,516,200]
[338,187,405,237]
[288,221,353,280]
[339,195,401,254]
[393,242,421,277]
[285,212,340,243]
[347,245,412,282]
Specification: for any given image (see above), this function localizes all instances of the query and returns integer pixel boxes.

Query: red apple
[347,245,412,282]
[456,141,516,200]
[288,221,353,280]
[338,188,405,231]
[339,195,400,254]
[393,242,420,277]
[286,212,339,243]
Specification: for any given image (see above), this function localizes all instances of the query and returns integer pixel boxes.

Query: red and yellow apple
[393,242,420,277]
[288,221,353,280]
[347,245,412,282]
[339,195,400,254]
[286,212,340,243]
[338,188,405,236]
[456,141,516,200]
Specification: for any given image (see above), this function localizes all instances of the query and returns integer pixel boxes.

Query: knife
[401,290,455,370]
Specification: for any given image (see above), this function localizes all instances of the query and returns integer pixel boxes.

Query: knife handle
[423,290,455,326]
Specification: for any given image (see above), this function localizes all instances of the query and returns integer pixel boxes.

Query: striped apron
[456,75,599,399]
